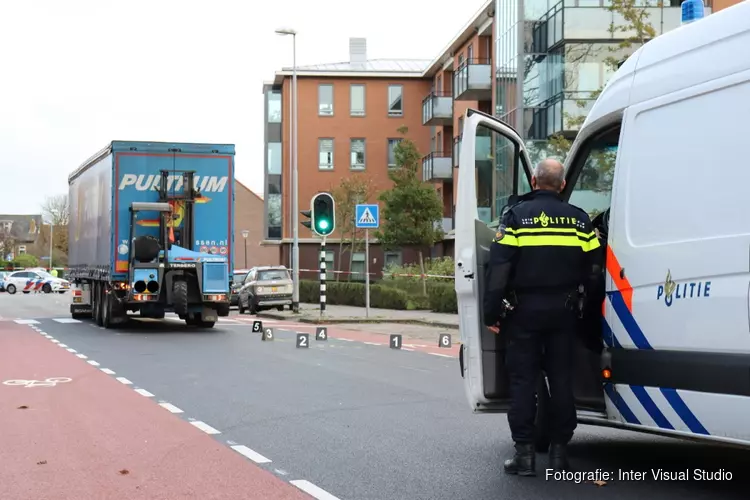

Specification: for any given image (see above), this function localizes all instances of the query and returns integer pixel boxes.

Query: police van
[455,1,750,449]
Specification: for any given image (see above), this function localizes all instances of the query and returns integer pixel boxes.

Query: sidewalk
[257,303,459,329]
[0,321,310,500]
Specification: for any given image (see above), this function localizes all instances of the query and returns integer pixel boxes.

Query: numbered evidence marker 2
[438,333,452,348]
[262,328,274,341]
[252,320,263,333]
[390,334,402,349]
[297,333,309,348]
[315,327,328,341]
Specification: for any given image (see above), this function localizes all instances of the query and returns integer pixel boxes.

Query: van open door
[455,109,533,413]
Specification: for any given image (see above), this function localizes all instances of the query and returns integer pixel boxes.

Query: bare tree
[41,194,69,225]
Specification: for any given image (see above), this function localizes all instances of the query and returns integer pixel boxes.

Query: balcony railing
[453,134,492,167]
[422,92,453,126]
[453,58,492,102]
[422,152,453,182]
[434,217,453,233]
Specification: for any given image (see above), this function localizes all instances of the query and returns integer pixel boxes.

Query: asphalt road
[2,292,749,500]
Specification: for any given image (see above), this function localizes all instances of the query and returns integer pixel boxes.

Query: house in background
[0,214,43,261]
[233,181,281,271]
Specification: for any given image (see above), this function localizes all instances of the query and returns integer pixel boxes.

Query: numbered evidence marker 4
[252,320,263,333]
[297,333,310,348]
[390,334,402,349]
[315,326,328,341]
[438,333,452,348]
[262,328,274,341]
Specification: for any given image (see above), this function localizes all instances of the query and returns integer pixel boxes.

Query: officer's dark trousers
[504,301,578,445]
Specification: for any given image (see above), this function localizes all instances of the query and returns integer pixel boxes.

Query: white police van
[455,1,750,449]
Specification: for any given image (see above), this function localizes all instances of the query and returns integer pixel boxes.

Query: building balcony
[453,58,492,102]
[422,152,453,182]
[422,92,453,126]
[435,217,453,233]
[453,134,492,167]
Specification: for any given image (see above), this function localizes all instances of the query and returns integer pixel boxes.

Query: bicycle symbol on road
[3,377,72,388]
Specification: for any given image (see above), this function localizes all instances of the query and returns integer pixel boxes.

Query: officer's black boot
[548,443,569,472]
[503,443,536,476]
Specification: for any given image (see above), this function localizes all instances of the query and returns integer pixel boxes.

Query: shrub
[427,282,458,313]
[382,256,454,282]
[298,280,410,310]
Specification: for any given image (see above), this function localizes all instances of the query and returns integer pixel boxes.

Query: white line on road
[190,421,221,434]
[67,348,77,353]
[402,348,414,351]
[289,480,341,500]
[50,339,60,343]
[52,318,82,323]
[87,360,100,366]
[76,353,88,359]
[158,402,183,413]
[100,368,115,375]
[134,388,154,397]
[429,353,453,358]
[364,342,383,346]
[116,377,132,385]
[14,319,40,325]
[58,344,68,348]
[230,445,272,463]
[338,338,355,342]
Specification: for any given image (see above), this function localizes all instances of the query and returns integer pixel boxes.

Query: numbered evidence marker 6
[262,328,274,341]
[439,333,452,348]
[297,333,310,348]
[252,320,263,333]
[315,327,328,341]
[390,334,402,349]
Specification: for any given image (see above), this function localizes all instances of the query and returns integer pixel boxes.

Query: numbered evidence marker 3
[439,333,452,348]
[315,327,328,341]
[297,333,310,348]
[252,320,263,333]
[262,328,274,341]
[390,334,402,349]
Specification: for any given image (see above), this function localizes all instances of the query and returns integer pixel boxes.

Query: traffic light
[300,210,312,230]
[311,192,335,237]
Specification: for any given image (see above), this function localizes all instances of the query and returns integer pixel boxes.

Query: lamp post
[241,229,249,268]
[275,27,299,313]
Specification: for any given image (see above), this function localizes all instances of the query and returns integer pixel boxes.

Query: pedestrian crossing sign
[355,204,379,229]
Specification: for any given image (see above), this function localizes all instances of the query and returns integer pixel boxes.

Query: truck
[67,140,235,329]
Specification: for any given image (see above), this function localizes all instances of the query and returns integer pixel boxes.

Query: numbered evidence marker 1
[315,327,328,341]
[252,320,263,333]
[390,334,402,349]
[296,333,309,348]
[262,328,274,341]
[438,333,452,348]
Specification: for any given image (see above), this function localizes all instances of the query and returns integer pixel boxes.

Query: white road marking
[230,445,272,463]
[52,318,82,323]
[429,353,453,358]
[14,319,40,325]
[100,368,116,375]
[190,421,221,434]
[67,348,77,353]
[50,339,60,343]
[338,338,355,342]
[76,353,88,359]
[87,360,100,366]
[158,402,183,413]
[289,480,341,500]
[116,377,132,385]
[364,342,383,346]
[402,348,414,352]
[134,388,154,397]
[58,343,68,348]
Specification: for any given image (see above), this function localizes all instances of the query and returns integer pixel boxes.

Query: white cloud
[0,0,487,214]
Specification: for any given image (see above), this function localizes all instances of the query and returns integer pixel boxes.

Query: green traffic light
[318,220,329,230]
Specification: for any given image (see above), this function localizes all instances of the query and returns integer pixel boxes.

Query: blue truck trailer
[67,140,235,328]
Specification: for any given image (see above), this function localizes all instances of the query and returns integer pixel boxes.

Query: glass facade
[264,87,282,240]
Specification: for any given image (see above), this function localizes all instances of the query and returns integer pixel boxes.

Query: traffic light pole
[319,236,326,317]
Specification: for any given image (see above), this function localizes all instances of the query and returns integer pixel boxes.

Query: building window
[267,142,281,175]
[350,139,365,170]
[267,91,281,123]
[387,139,402,168]
[467,43,473,61]
[318,84,333,116]
[383,250,402,270]
[350,84,365,116]
[387,85,403,116]
[266,192,282,239]
[319,139,334,170]
[351,252,366,281]
[18,245,26,254]
[1,221,11,232]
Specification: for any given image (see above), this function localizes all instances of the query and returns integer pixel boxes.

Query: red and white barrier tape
[297,268,454,279]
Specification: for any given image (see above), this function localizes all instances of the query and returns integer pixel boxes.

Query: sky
[0,0,488,215]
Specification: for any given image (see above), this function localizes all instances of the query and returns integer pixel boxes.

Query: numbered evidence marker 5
[390,334,402,349]
[315,327,328,341]
[252,320,263,333]
[439,333,452,348]
[297,333,309,348]
[262,328,274,341]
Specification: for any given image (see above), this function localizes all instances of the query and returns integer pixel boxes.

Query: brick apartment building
[262,0,731,280]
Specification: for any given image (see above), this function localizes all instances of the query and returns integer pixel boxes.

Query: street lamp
[275,26,300,313]
[241,229,249,268]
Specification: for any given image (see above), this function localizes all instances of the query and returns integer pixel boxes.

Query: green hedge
[427,282,458,313]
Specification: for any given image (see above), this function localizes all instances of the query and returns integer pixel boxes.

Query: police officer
[483,159,601,476]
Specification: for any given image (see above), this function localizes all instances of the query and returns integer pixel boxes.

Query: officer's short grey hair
[533,159,565,191]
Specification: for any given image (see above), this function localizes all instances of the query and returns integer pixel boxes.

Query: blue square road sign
[355,204,379,229]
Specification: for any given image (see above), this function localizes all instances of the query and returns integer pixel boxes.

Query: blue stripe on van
[604,384,640,425]
[630,385,674,430]
[660,388,710,435]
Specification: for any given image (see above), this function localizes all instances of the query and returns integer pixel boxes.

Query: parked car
[230,269,250,307]
[3,269,71,294]
[237,265,293,314]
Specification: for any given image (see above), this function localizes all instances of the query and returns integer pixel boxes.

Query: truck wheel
[173,280,189,317]
[42,283,52,294]
[94,283,104,327]
[6,284,16,294]
[101,290,112,328]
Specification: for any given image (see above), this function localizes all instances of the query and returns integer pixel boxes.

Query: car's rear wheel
[6,284,16,294]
